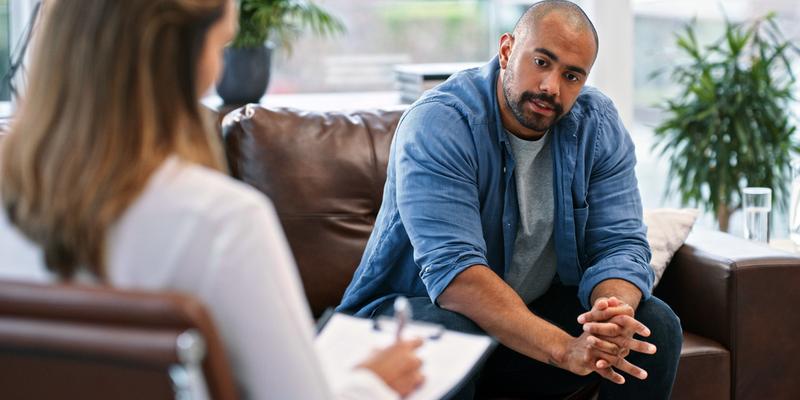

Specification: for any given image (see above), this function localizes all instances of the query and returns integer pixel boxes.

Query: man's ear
[498,33,515,69]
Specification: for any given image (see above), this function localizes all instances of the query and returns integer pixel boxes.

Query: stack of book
[395,62,483,103]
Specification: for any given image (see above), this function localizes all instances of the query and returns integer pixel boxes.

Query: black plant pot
[216,44,273,106]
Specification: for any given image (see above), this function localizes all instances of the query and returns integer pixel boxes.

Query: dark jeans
[373,283,682,400]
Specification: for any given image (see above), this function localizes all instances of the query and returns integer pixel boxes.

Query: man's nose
[539,70,560,98]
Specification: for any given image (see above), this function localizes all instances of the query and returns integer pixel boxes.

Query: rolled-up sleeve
[578,101,654,310]
[394,101,489,304]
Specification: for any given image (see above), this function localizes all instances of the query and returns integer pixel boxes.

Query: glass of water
[742,187,772,243]
[790,160,800,246]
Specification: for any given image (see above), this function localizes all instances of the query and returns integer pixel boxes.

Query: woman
[0,0,423,399]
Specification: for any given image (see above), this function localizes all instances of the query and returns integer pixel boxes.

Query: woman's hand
[358,338,425,397]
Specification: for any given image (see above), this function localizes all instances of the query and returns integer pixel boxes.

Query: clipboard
[315,309,497,400]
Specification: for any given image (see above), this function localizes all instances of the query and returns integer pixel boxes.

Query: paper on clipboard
[315,313,495,400]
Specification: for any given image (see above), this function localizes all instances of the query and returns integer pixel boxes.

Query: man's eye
[565,73,580,82]
[534,58,547,67]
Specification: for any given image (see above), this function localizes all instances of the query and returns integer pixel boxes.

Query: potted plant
[653,14,799,232]
[216,0,344,105]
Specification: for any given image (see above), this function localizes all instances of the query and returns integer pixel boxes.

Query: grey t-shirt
[505,130,557,304]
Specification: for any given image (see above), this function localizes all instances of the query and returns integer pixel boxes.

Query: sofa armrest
[654,228,800,399]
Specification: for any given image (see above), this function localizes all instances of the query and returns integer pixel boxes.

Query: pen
[394,296,411,342]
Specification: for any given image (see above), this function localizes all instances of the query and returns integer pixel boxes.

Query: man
[337,1,682,398]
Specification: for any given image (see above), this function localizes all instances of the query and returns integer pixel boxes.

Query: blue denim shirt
[337,57,653,316]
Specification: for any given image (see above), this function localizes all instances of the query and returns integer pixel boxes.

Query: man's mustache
[520,91,563,116]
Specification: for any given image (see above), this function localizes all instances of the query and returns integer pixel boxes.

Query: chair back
[0,280,238,400]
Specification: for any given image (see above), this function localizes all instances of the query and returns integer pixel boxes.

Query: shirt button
[503,167,507,173]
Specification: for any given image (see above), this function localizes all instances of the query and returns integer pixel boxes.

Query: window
[1,0,42,116]
[0,0,10,102]
[630,0,800,230]
[269,0,529,94]
[632,0,800,121]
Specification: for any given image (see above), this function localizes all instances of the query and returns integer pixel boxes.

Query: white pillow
[643,208,699,286]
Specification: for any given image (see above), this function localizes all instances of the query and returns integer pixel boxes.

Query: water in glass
[744,206,770,243]
[790,160,800,245]
[742,187,771,243]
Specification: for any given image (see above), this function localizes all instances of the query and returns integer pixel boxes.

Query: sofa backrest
[221,105,405,316]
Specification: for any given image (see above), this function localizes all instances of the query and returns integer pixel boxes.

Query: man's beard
[502,71,564,132]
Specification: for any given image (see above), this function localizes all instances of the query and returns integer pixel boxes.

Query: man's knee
[637,296,683,357]
[374,296,484,334]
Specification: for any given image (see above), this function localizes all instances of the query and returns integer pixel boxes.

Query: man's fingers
[589,349,622,377]
[591,349,648,383]
[625,337,657,355]
[597,336,658,357]
[610,314,651,337]
[578,308,608,323]
[613,357,649,380]
[578,304,635,323]
[596,298,609,310]
[605,297,624,307]
[595,365,625,384]
[594,333,657,355]
[602,305,635,318]
[587,335,621,355]
[589,350,625,384]
[583,322,621,337]
[578,297,609,323]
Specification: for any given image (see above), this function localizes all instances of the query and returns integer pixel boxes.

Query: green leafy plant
[233,0,345,51]
[653,13,799,231]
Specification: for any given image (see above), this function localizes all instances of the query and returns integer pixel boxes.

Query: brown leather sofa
[222,105,800,400]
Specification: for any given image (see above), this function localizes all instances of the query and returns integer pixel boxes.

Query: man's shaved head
[513,0,598,58]
[495,0,599,139]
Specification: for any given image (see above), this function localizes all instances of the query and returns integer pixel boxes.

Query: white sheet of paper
[315,313,493,400]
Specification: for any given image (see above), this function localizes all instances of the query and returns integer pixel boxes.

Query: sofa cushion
[672,331,730,400]
[221,105,405,316]
[643,208,698,286]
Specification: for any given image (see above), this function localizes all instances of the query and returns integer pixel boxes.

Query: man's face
[499,13,596,136]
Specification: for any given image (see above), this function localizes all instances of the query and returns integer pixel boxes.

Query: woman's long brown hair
[1,0,227,278]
